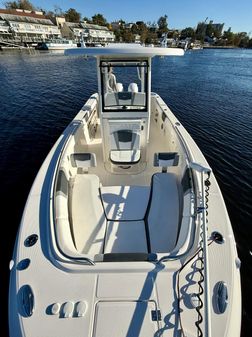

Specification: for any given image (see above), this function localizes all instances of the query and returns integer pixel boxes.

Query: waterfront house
[0,18,11,40]
[60,21,83,40]
[125,22,134,29]
[59,18,115,45]
[111,21,124,30]
[0,9,61,44]
[80,22,115,44]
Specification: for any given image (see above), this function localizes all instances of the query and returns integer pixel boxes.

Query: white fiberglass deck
[73,111,177,186]
[55,110,192,259]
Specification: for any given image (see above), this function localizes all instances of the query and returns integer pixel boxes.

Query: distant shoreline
[1,44,252,52]
[203,45,239,49]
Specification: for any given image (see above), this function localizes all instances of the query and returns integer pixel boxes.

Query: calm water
[1,49,252,336]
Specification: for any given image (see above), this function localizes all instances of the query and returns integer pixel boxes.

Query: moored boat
[9,45,241,337]
[36,39,77,50]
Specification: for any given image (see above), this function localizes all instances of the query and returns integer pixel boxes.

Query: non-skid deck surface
[74,116,179,187]
[70,172,180,255]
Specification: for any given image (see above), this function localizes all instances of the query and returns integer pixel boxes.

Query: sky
[1,0,251,34]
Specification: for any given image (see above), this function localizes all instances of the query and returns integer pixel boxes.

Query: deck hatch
[93,301,158,337]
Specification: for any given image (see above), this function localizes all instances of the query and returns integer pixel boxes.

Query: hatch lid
[93,301,159,337]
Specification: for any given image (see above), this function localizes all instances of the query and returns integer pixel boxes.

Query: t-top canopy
[64,44,184,58]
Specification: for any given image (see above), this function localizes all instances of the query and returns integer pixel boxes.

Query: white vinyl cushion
[71,174,106,254]
[110,149,141,163]
[104,221,147,253]
[147,173,180,253]
[101,185,150,221]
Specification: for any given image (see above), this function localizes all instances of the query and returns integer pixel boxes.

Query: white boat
[9,45,241,337]
[191,46,203,50]
[191,44,203,50]
[36,39,78,50]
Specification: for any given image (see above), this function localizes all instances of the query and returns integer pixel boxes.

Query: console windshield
[100,60,148,112]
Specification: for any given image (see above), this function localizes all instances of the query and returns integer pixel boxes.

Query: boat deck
[50,108,194,261]
[73,113,180,186]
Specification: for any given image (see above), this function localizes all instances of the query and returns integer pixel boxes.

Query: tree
[117,19,125,28]
[114,29,122,42]
[4,1,18,9]
[54,5,63,16]
[44,11,55,22]
[148,21,158,33]
[195,22,206,41]
[213,26,222,39]
[167,29,179,39]
[135,21,148,43]
[136,21,145,26]
[92,13,107,26]
[140,30,148,44]
[5,0,35,10]
[82,16,92,23]
[145,31,158,45]
[238,32,249,48]
[44,6,64,23]
[180,27,195,40]
[233,33,242,47]
[204,23,223,42]
[157,15,168,37]
[220,29,249,47]
[222,29,234,45]
[122,30,134,43]
[206,23,215,38]
[131,23,139,35]
[65,8,81,23]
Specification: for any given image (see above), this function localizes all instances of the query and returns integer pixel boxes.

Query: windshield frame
[99,59,149,113]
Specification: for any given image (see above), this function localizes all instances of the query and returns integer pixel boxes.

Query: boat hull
[36,42,78,50]
[9,93,241,337]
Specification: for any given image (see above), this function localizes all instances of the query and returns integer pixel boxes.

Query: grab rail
[158,161,212,337]
[190,162,212,337]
